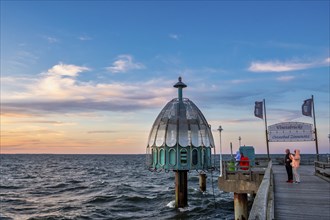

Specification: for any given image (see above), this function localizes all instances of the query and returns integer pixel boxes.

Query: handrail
[315,161,330,168]
[314,160,330,182]
[248,160,273,220]
[222,159,269,171]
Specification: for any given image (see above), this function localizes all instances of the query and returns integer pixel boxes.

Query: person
[290,149,301,184]
[240,152,249,170]
[284,149,293,183]
[235,151,241,170]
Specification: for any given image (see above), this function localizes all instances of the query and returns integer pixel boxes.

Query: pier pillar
[175,170,188,208]
[199,173,207,192]
[234,193,248,220]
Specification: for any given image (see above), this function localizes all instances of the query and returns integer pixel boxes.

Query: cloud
[46,36,59,43]
[16,51,39,62]
[169,33,179,40]
[248,58,329,72]
[14,120,64,125]
[106,55,145,73]
[230,79,255,84]
[270,108,302,122]
[276,75,295,82]
[325,57,330,63]
[47,62,90,77]
[3,51,39,74]
[248,60,313,72]
[2,63,173,115]
[87,130,117,134]
[78,35,92,41]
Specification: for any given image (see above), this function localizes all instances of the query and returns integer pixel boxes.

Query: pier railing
[248,160,274,220]
[219,158,269,194]
[314,161,330,182]
[221,158,270,180]
[272,154,329,165]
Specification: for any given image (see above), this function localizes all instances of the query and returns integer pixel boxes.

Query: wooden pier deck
[273,165,330,220]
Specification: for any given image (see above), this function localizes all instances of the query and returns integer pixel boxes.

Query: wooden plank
[273,165,330,220]
[315,167,330,176]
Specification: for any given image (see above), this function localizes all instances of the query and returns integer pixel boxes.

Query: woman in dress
[290,149,301,184]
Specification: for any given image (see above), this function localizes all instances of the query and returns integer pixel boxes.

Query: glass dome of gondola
[146,77,214,171]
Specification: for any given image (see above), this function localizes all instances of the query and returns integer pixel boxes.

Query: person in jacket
[235,151,241,170]
[240,153,249,170]
[284,149,293,183]
[290,149,301,183]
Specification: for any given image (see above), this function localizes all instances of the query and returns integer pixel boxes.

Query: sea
[0,154,327,220]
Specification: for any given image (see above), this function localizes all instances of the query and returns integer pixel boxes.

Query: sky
[1,1,329,155]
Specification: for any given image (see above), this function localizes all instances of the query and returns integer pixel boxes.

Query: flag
[302,98,312,117]
[254,101,263,119]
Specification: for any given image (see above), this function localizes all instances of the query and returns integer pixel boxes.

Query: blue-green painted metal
[173,76,187,102]
[239,146,255,166]
[147,77,214,171]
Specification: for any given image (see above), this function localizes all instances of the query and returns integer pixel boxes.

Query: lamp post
[238,136,242,147]
[218,126,223,177]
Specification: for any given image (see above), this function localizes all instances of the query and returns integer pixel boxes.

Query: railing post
[223,161,227,180]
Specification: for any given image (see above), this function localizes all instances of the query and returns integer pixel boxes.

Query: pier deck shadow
[273,165,330,220]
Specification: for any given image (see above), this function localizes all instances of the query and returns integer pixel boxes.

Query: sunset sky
[1,1,329,154]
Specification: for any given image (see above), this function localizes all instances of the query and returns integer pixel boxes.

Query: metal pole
[238,136,241,147]
[210,124,216,169]
[218,126,223,177]
[312,95,319,161]
[263,99,270,160]
[173,76,187,102]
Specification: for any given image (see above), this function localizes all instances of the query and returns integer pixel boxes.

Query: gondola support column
[199,173,207,192]
[175,170,188,208]
[234,193,248,220]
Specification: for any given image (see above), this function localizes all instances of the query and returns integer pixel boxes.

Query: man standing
[285,149,293,183]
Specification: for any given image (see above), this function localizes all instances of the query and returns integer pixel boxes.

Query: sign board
[268,122,314,142]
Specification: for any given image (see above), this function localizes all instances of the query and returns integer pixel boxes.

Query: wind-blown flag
[254,101,263,119]
[302,98,312,117]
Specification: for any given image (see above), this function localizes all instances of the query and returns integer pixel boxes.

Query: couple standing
[285,149,301,184]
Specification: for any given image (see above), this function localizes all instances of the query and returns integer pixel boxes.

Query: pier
[219,159,330,220]
[272,165,330,220]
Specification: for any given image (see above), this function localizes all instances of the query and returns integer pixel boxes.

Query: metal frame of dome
[146,77,214,171]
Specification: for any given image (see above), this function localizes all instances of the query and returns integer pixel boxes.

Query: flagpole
[263,99,270,160]
[312,95,319,161]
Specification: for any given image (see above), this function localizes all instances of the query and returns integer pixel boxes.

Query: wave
[1,198,30,205]
[166,200,175,208]
[117,194,158,203]
[0,216,14,220]
[0,154,235,220]
[86,195,117,204]
[0,185,23,189]
[27,214,70,220]
[46,183,68,189]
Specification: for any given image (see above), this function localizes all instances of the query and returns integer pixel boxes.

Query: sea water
[1,154,325,219]
[0,154,234,220]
